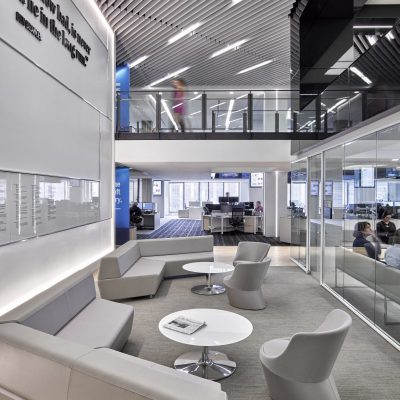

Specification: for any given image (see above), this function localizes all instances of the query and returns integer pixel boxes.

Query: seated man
[130,202,143,229]
[385,236,400,269]
[352,221,381,260]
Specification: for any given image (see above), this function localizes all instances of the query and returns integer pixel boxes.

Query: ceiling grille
[97,0,294,87]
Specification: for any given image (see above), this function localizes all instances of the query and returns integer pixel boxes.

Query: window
[200,182,209,203]
[184,182,199,205]
[223,182,240,197]
[169,183,184,213]
[209,182,224,204]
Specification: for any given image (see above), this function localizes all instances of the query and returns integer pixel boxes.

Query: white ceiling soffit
[365,0,400,4]
[97,0,294,87]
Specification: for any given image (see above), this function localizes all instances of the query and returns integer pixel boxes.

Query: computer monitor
[219,196,229,203]
[205,204,220,212]
[244,201,254,209]
[142,202,153,211]
[228,196,239,204]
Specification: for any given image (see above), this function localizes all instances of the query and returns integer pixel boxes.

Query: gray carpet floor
[120,266,400,400]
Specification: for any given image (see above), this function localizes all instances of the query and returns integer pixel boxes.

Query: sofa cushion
[0,323,90,400]
[68,348,227,400]
[56,299,133,350]
[138,236,213,257]
[22,275,96,336]
[99,242,141,279]
[123,258,165,278]
[145,252,214,277]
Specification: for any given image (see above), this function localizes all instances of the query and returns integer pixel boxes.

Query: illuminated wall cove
[0,0,114,315]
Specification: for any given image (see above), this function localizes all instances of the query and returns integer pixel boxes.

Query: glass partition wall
[293,121,400,348]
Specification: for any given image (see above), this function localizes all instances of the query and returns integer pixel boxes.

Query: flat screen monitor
[323,207,332,219]
[244,201,254,209]
[228,196,239,203]
[219,196,229,203]
[142,202,153,211]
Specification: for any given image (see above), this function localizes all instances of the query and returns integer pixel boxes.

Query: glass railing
[116,87,400,139]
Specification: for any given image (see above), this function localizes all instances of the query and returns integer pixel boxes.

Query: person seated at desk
[385,236,400,269]
[376,211,396,244]
[353,221,381,260]
[253,201,264,215]
[130,202,143,229]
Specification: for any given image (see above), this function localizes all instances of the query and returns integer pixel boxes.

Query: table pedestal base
[191,284,225,295]
[174,347,236,380]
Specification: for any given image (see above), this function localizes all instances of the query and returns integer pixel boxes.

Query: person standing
[172,78,186,132]
[376,211,396,244]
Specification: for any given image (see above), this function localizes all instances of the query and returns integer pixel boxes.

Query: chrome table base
[174,347,236,380]
[191,273,225,295]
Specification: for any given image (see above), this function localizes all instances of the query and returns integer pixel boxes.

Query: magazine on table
[164,316,207,335]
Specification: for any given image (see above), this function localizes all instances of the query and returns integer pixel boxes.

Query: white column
[263,172,288,237]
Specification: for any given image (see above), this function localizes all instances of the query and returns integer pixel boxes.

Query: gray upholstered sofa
[98,236,214,300]
[0,269,227,400]
[335,247,400,305]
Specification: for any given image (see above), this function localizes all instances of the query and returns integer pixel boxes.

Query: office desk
[202,214,263,235]
[142,213,160,230]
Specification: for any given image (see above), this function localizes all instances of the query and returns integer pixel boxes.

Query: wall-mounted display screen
[153,180,162,196]
[310,180,319,196]
[0,170,100,247]
[325,181,333,196]
[250,173,263,188]
[360,167,375,188]
[212,172,250,179]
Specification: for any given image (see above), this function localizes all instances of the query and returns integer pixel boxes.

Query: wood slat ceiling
[97,0,294,87]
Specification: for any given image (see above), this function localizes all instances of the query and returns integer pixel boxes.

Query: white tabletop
[182,262,234,274]
[159,309,253,347]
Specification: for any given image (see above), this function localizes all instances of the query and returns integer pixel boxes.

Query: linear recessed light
[237,59,274,74]
[148,67,190,88]
[161,99,178,130]
[327,99,347,113]
[189,111,201,116]
[172,102,183,109]
[210,39,247,58]
[129,55,149,68]
[236,94,247,99]
[386,31,395,40]
[350,66,372,85]
[168,23,202,45]
[232,0,244,4]
[392,158,399,162]
[190,94,202,101]
[210,102,226,109]
[225,99,235,130]
[366,35,377,46]
[354,25,392,29]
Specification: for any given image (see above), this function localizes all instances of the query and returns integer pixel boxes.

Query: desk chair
[230,206,244,229]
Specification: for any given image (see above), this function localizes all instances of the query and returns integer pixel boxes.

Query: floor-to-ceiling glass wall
[309,154,322,279]
[319,122,400,347]
[290,159,307,269]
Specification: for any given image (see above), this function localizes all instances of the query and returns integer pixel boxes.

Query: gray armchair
[233,242,271,266]
[259,309,352,400]
[223,259,271,310]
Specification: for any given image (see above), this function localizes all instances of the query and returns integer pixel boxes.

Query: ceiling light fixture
[350,66,372,85]
[232,0,245,4]
[161,99,178,130]
[190,111,201,116]
[209,102,226,109]
[392,158,399,162]
[386,31,395,40]
[366,35,377,46]
[225,99,235,130]
[168,22,202,45]
[236,94,247,99]
[237,59,274,74]
[129,55,149,69]
[172,102,183,109]
[190,94,202,101]
[210,39,247,58]
[354,25,392,29]
[148,66,190,88]
[327,98,347,113]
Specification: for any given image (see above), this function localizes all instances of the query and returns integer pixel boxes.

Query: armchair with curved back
[223,259,271,310]
[233,241,271,266]
[259,309,352,400]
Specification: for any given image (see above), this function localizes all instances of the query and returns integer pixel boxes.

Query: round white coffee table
[159,308,253,381]
[183,262,234,295]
